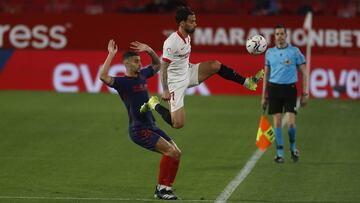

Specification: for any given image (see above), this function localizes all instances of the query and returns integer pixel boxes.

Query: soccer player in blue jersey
[100,39,181,200]
[261,25,309,163]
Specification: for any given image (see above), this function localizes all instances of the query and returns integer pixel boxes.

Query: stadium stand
[0,0,359,17]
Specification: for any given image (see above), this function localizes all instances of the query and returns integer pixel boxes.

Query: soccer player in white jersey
[141,6,264,129]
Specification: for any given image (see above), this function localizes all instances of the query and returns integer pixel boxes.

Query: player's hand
[300,94,309,107]
[108,39,118,56]
[130,41,151,53]
[162,89,171,101]
[261,97,268,112]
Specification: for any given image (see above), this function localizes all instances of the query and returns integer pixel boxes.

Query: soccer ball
[246,35,267,55]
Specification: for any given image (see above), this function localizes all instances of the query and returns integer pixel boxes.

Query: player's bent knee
[170,150,181,160]
[165,147,180,159]
[174,149,181,160]
[172,121,185,129]
[163,147,173,157]
[171,110,185,129]
[210,60,221,72]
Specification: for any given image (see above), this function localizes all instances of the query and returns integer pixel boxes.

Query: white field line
[0,195,214,202]
[215,98,301,203]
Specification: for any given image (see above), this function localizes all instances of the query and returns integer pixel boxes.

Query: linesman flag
[256,115,275,150]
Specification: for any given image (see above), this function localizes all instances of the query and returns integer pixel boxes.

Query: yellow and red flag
[256,115,275,151]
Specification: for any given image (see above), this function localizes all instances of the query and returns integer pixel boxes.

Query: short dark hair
[122,51,139,61]
[274,24,287,34]
[175,6,194,25]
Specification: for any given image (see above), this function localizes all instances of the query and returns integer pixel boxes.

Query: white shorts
[168,63,199,112]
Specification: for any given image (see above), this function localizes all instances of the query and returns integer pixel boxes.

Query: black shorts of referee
[268,82,297,115]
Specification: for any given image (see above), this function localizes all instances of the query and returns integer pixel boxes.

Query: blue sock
[274,127,284,157]
[288,127,296,152]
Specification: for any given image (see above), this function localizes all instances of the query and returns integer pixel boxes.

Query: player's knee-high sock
[155,104,173,126]
[274,127,284,157]
[168,158,180,187]
[158,155,171,187]
[217,64,246,85]
[288,127,296,152]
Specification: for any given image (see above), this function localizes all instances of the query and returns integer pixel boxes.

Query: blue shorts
[129,127,172,151]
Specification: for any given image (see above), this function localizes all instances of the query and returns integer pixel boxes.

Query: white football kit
[162,31,199,112]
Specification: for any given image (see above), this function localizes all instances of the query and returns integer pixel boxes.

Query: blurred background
[0,0,359,97]
[1,0,360,17]
[0,1,359,202]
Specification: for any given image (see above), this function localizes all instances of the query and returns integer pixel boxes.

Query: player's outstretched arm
[100,39,118,86]
[130,41,160,72]
[160,61,171,101]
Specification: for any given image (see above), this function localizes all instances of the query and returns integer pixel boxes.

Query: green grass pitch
[0,91,359,203]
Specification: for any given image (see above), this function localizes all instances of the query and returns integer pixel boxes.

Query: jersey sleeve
[265,50,270,66]
[109,77,123,90]
[295,47,306,65]
[162,38,177,63]
[140,65,156,79]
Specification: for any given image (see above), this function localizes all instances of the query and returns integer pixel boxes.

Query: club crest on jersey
[166,48,171,55]
[133,84,147,92]
[175,52,190,58]
[284,58,291,65]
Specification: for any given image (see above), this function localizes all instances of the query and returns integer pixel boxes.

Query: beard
[276,38,285,44]
[132,66,140,73]
[185,27,195,34]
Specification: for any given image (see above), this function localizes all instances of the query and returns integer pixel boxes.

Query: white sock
[157,184,167,190]
[166,186,172,191]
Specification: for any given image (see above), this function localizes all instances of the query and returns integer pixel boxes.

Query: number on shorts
[170,92,175,101]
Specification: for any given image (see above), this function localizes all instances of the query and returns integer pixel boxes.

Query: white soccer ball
[246,35,267,55]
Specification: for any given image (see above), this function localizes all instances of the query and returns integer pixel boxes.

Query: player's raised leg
[150,103,185,129]
[140,96,172,126]
[142,82,187,129]
[197,60,264,90]
[168,107,185,129]
[140,96,185,129]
